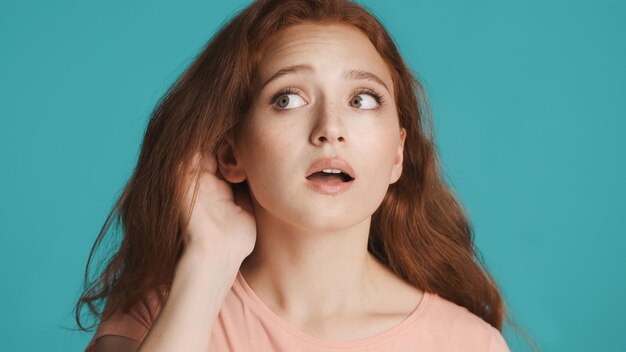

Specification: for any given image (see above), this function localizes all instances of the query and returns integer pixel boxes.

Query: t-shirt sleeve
[84,290,163,352]
[487,326,511,352]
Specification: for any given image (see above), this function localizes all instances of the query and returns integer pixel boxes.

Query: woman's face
[233,23,406,231]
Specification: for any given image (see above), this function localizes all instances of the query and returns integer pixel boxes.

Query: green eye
[349,89,384,110]
[351,96,363,107]
[269,87,385,111]
[270,87,305,110]
[274,93,306,109]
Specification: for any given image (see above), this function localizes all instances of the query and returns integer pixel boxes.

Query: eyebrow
[260,63,390,94]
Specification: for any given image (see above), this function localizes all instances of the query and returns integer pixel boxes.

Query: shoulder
[418,292,509,351]
[85,287,168,351]
[105,287,166,324]
[427,293,492,329]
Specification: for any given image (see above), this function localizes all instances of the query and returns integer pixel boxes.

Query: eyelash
[269,87,386,109]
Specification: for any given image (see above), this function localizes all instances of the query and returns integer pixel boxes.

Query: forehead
[255,23,393,93]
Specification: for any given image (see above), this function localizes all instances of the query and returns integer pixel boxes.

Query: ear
[389,127,406,184]
[216,134,247,184]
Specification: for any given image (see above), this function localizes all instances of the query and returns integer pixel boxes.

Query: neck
[238,204,387,322]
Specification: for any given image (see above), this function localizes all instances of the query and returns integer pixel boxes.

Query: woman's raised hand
[179,151,257,263]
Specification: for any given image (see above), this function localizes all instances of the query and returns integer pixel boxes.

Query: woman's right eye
[270,88,307,110]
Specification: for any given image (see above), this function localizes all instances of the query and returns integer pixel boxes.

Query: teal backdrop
[1,0,624,351]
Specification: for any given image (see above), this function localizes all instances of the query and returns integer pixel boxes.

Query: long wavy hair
[73,0,537,349]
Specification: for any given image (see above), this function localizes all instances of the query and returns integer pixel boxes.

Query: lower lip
[305,178,354,195]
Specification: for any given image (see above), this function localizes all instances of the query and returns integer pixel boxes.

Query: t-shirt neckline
[233,269,432,349]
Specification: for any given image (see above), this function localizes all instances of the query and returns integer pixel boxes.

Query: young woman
[76,0,523,351]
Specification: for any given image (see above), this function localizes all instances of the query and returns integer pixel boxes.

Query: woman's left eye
[350,89,384,110]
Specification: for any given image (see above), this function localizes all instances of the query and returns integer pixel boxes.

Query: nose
[309,100,347,146]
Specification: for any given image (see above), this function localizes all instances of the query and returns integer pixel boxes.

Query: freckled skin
[235,23,406,231]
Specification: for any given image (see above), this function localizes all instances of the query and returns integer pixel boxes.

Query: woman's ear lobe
[216,139,247,183]
[389,128,406,184]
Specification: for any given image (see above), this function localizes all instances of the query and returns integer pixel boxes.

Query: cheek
[239,126,295,184]
[237,126,311,224]
[364,129,398,172]
[356,137,398,216]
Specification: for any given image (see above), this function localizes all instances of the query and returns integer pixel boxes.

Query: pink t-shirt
[85,270,510,351]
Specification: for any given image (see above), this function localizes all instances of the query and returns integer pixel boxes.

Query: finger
[232,181,254,216]
[212,147,231,181]
[187,151,218,174]
[189,152,202,173]
[214,160,226,181]
[202,152,218,174]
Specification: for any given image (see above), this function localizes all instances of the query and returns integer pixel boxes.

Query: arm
[94,250,241,352]
[136,250,242,351]
[94,151,256,352]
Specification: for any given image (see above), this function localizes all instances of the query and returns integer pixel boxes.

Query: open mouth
[305,171,354,183]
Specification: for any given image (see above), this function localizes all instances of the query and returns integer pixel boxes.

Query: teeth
[322,169,342,174]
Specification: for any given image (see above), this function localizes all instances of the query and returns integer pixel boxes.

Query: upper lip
[305,157,356,179]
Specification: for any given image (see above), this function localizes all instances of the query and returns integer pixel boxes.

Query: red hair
[74,0,537,349]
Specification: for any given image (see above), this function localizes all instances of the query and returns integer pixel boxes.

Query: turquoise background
[1,0,624,351]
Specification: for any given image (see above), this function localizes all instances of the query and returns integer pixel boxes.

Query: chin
[285,204,374,232]
[251,183,381,230]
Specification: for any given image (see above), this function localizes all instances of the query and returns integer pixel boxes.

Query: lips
[305,157,356,181]
[304,157,355,195]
